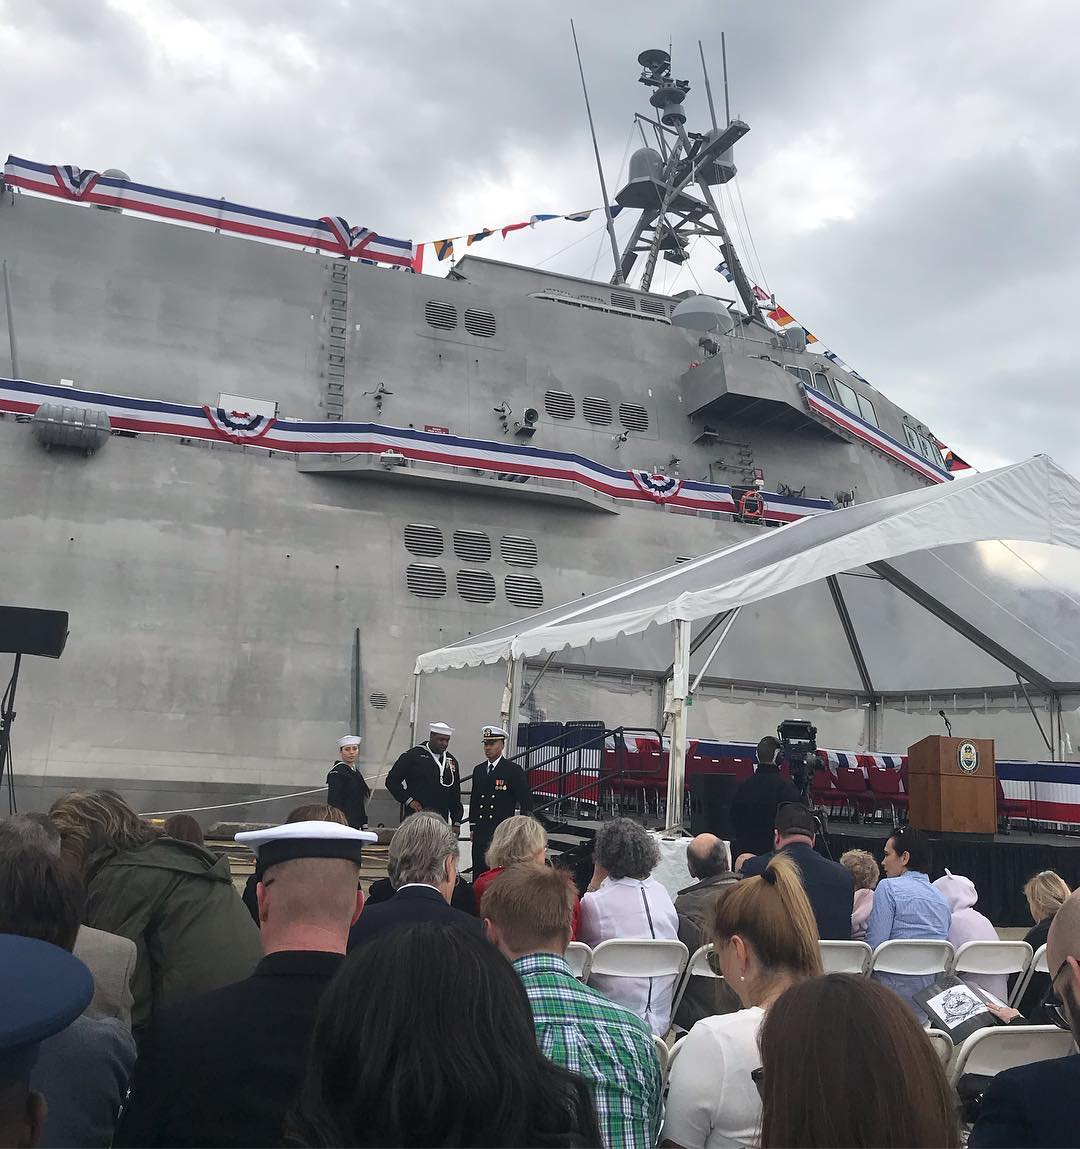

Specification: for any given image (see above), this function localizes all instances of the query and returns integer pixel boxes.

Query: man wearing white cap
[468,725,533,875]
[327,735,371,830]
[385,721,463,831]
[116,820,375,1149]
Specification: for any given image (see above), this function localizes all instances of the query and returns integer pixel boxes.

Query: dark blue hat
[0,934,93,1085]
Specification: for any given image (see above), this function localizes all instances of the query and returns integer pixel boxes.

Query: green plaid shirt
[513,952,662,1149]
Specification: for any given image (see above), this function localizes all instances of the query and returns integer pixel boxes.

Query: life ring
[739,490,764,520]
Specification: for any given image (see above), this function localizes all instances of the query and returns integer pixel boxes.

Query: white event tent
[415,455,1080,829]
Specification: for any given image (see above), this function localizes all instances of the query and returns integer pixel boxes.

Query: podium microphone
[938,710,953,737]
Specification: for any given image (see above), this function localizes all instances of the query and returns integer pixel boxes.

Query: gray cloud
[2,0,1078,471]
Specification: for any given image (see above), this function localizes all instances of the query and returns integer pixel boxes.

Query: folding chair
[869,939,953,980]
[866,768,909,826]
[564,941,593,981]
[951,941,1033,996]
[996,778,1028,833]
[819,940,873,975]
[1009,943,1048,1009]
[927,1029,953,1067]
[588,938,689,1034]
[666,1034,689,1080]
[834,766,874,821]
[951,1025,1076,1085]
[669,943,723,1022]
[651,1033,669,1083]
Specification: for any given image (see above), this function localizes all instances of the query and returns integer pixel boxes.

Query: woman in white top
[578,818,680,1035]
[661,853,823,1149]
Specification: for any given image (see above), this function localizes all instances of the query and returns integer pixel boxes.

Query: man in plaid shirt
[481,864,662,1149]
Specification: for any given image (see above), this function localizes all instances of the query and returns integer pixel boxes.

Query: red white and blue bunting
[3,156,419,271]
[802,384,952,484]
[0,377,833,522]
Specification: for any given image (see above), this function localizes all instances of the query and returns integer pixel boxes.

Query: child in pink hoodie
[932,869,1008,1002]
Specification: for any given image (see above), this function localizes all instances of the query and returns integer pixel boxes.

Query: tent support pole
[869,562,1056,693]
[501,657,523,743]
[409,670,422,748]
[665,619,692,832]
[518,652,557,715]
[689,608,740,696]
[1015,675,1055,759]
[826,575,880,750]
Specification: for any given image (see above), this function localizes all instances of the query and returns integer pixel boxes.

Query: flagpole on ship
[570,20,626,284]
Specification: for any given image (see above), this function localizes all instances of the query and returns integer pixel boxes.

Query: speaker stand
[0,653,22,815]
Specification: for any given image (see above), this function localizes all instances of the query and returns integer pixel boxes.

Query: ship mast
[612,47,763,322]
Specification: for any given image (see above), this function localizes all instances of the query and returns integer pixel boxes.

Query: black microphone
[939,710,953,737]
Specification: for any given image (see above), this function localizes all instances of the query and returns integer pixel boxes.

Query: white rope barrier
[140,786,328,818]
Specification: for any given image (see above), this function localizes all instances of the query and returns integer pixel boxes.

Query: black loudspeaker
[0,606,69,659]
[689,773,738,838]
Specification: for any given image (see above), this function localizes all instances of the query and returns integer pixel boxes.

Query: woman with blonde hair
[471,815,582,938]
[661,852,823,1149]
[839,848,880,940]
[49,789,261,1030]
[1009,870,1072,1018]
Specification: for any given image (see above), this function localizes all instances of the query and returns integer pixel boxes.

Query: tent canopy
[416,456,1080,694]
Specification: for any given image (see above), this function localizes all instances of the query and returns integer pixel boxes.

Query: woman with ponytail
[661,853,822,1149]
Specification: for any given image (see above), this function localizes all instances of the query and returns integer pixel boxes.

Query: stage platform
[826,823,1080,927]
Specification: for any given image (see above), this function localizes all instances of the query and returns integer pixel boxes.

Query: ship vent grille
[639,297,667,316]
[406,564,447,598]
[404,523,444,557]
[610,290,637,311]
[501,535,539,566]
[457,569,497,604]
[619,402,650,432]
[425,300,458,330]
[505,574,544,609]
[463,308,496,338]
[582,396,613,425]
[369,691,390,710]
[544,390,576,420]
[453,530,492,562]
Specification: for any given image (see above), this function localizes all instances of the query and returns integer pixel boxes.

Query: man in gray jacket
[673,834,741,1031]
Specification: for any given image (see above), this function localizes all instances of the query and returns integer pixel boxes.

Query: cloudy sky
[2,0,1078,471]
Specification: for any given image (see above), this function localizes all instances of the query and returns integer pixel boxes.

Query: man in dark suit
[740,803,854,940]
[115,820,374,1148]
[729,735,803,862]
[385,720,464,829]
[970,889,1080,1148]
[468,724,533,874]
[349,811,480,950]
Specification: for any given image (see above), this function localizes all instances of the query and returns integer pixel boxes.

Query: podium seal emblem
[957,742,980,774]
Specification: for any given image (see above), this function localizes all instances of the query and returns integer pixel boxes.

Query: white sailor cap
[429,721,454,737]
[482,725,508,740]
[337,735,361,748]
[235,820,377,869]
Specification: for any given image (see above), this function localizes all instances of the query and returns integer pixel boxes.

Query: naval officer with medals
[467,725,533,874]
[385,721,464,830]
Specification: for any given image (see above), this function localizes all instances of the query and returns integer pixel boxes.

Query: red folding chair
[866,768,909,827]
[811,770,843,817]
[996,778,1028,834]
[834,766,874,822]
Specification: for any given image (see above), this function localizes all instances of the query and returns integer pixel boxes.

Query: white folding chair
[951,941,1033,999]
[651,1033,669,1083]
[819,940,873,975]
[669,943,722,1022]
[666,1034,689,1080]
[1009,943,1048,1008]
[951,1025,1076,1085]
[927,1029,954,1066]
[869,939,954,979]
[564,941,593,981]
[588,938,689,1032]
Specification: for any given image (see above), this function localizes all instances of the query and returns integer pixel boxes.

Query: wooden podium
[907,736,996,835]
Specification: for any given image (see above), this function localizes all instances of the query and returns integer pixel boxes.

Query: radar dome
[670,294,735,336]
[94,169,130,213]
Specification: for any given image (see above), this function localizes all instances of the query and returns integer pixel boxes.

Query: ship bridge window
[833,379,878,427]
[457,569,497,604]
[505,574,544,609]
[906,427,946,468]
[425,301,458,330]
[811,372,834,399]
[619,402,650,432]
[453,530,492,562]
[610,291,637,311]
[785,366,814,388]
[463,308,496,338]
[404,523,444,556]
[406,564,448,598]
[501,534,539,566]
[582,396,613,425]
[545,390,576,420]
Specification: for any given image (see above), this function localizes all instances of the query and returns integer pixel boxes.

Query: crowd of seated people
[2,786,1079,1149]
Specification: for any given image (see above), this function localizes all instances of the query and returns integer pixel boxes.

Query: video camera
[777,718,820,800]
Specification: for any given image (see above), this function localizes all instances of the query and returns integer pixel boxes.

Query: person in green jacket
[49,790,262,1031]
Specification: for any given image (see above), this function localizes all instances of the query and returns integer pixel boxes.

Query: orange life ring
[739,490,764,520]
